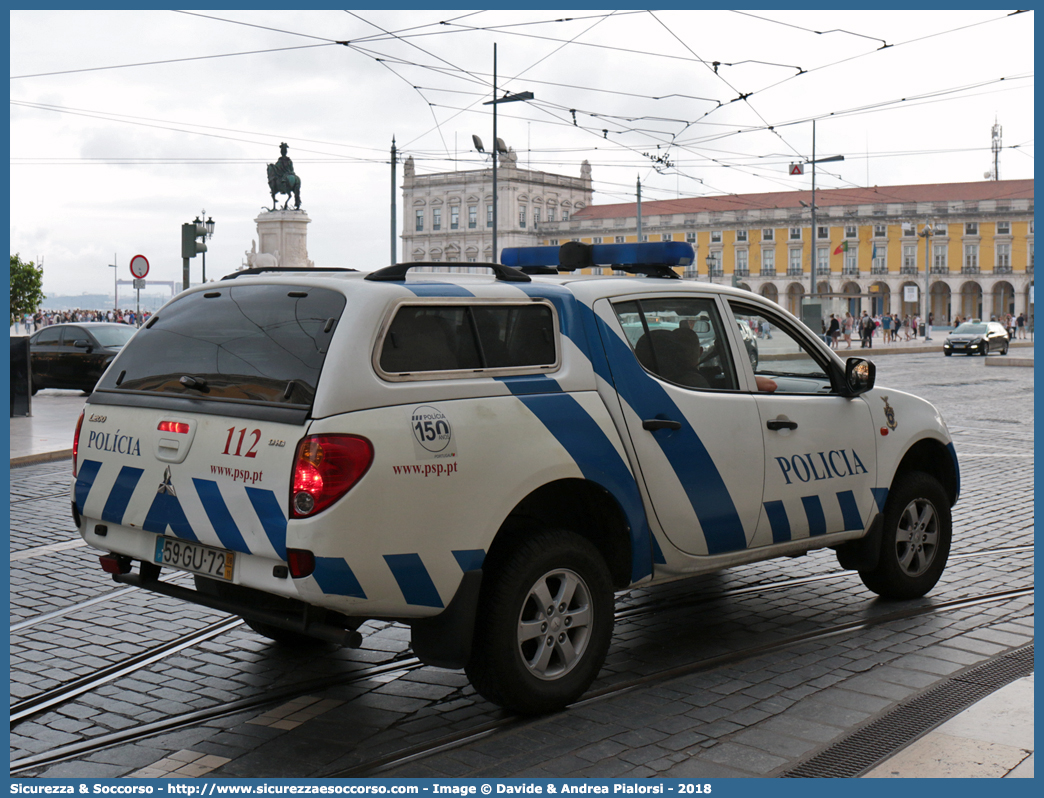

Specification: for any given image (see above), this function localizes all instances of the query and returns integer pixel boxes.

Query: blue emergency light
[501,241,693,279]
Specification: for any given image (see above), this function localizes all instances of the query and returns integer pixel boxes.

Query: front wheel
[465,527,613,715]
[859,473,951,600]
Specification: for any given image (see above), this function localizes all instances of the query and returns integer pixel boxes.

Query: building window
[845,251,857,274]
[562,212,569,222]
[735,249,748,275]
[711,230,722,243]
[487,205,493,228]
[467,257,476,263]
[934,223,947,235]
[818,226,829,240]
[903,245,916,270]
[762,228,774,241]
[533,209,540,226]
[964,244,979,269]
[762,249,775,272]
[872,247,886,272]
[933,245,947,270]
[997,221,1010,235]
[1030,242,1034,270]
[450,206,459,230]
[996,243,1011,268]
[686,231,696,243]
[903,224,916,237]
[789,227,802,240]
[736,230,748,242]
[640,235,649,243]
[519,207,526,228]
[468,205,477,228]
[817,246,828,273]
[661,234,673,242]
[965,222,978,236]
[874,224,886,238]
[415,209,424,232]
[845,226,857,239]
[433,207,441,231]
[549,239,559,246]
[615,236,625,244]
[592,236,603,244]
[547,209,555,222]
[788,248,802,274]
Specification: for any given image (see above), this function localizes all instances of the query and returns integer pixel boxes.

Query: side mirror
[844,358,875,395]
[73,339,92,349]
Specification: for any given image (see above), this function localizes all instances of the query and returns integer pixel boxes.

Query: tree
[10,253,45,325]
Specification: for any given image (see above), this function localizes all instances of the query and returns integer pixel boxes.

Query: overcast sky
[9,9,1034,301]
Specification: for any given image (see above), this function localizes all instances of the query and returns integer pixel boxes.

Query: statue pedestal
[254,210,313,269]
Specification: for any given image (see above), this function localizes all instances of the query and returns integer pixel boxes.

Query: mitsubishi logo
[157,466,177,497]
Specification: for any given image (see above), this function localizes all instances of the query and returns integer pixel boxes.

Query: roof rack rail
[365,261,531,283]
[501,241,692,279]
[222,266,357,280]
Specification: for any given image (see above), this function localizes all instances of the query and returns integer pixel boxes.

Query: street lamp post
[482,43,533,264]
[108,253,117,311]
[919,222,933,339]
[200,212,216,282]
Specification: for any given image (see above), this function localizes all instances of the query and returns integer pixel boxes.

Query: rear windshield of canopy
[96,284,346,406]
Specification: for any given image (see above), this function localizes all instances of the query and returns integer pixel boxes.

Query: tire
[943,351,952,357]
[859,472,951,600]
[1002,342,1009,355]
[465,527,614,715]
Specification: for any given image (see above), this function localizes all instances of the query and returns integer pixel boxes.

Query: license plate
[154,537,235,581]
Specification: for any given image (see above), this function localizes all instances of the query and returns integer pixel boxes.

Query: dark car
[29,323,137,393]
[942,321,1010,356]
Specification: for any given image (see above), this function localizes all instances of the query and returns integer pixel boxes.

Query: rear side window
[96,284,345,407]
[379,302,557,377]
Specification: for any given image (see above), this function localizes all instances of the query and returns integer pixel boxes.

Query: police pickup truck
[72,242,958,714]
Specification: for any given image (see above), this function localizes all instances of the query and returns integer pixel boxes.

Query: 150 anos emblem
[411,405,454,458]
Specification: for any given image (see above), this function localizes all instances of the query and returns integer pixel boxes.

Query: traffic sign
[133,278,147,290]
[789,163,804,176]
[130,254,150,279]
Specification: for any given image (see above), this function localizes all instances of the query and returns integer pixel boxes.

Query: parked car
[72,242,958,714]
[29,323,137,393]
[942,321,1009,356]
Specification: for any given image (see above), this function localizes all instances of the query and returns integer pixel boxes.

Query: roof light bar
[501,241,693,279]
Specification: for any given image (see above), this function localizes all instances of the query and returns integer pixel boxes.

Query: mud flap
[833,513,883,571]
[410,569,483,669]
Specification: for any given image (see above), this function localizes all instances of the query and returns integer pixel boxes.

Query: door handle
[643,419,682,432]
[766,419,798,431]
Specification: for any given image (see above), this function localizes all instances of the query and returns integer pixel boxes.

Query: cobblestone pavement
[10,353,1033,778]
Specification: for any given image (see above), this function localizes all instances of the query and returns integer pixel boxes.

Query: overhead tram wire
[10,43,336,80]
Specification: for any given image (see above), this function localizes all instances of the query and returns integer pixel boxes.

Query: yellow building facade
[544,180,1033,324]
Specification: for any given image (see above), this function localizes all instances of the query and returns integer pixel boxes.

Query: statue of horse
[267,163,302,210]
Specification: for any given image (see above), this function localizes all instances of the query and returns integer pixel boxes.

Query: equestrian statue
[267,142,302,210]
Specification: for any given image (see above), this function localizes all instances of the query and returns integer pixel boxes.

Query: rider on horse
[268,142,302,210]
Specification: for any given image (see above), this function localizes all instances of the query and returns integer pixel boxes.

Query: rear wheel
[859,473,951,600]
[466,527,613,715]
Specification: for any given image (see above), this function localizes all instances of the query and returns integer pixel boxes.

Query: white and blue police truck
[72,242,959,714]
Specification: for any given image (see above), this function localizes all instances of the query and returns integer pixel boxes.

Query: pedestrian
[827,314,840,348]
[881,312,892,343]
[860,311,874,348]
[1016,312,1026,339]
[762,319,772,339]
[843,312,853,348]
[926,312,933,341]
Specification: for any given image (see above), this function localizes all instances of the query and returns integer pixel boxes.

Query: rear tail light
[72,411,85,477]
[287,549,316,578]
[291,434,373,518]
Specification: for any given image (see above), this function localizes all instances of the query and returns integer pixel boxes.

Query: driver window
[728,303,833,394]
[614,298,737,391]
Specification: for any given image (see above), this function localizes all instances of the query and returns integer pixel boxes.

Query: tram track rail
[10,543,1032,725]
[11,584,1030,777]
